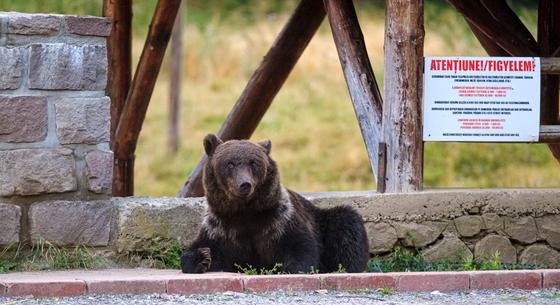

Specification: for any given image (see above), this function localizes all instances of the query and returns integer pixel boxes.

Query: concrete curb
[0,269,559,297]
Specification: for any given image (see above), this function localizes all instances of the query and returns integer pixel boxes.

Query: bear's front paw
[181,247,212,273]
[196,247,212,273]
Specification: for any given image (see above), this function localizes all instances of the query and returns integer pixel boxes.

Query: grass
[235,263,283,275]
[0,239,110,273]
[367,247,538,273]
[119,237,183,269]
[2,2,556,195]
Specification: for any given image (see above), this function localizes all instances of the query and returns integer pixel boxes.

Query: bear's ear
[203,134,223,156]
[257,139,272,155]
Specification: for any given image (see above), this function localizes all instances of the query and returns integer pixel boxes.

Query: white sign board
[423,57,540,142]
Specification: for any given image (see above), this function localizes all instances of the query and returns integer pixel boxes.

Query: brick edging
[0,269,559,297]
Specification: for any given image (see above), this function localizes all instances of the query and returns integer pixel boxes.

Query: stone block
[29,200,113,246]
[2,13,61,35]
[0,203,21,245]
[28,43,107,90]
[422,236,473,262]
[0,148,76,197]
[396,272,470,292]
[321,273,397,290]
[365,222,397,254]
[454,215,483,237]
[0,47,23,89]
[114,197,206,254]
[470,271,542,290]
[394,221,447,248]
[536,215,560,250]
[243,275,321,292]
[167,276,243,294]
[85,150,113,194]
[482,213,503,232]
[504,216,537,244]
[55,97,110,144]
[474,234,516,264]
[87,280,166,295]
[0,96,47,143]
[65,16,111,37]
[5,281,86,297]
[519,244,560,268]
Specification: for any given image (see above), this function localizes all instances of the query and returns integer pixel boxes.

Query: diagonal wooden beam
[480,0,539,53]
[323,0,383,183]
[447,0,538,56]
[177,0,326,197]
[113,0,182,196]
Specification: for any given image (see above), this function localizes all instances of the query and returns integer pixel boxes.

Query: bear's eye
[250,160,259,168]
[227,162,234,169]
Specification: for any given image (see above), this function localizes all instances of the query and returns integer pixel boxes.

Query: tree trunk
[169,3,183,154]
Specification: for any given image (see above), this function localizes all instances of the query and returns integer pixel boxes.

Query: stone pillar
[0,12,113,246]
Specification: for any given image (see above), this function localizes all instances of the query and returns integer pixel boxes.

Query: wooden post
[169,3,183,154]
[103,0,132,147]
[177,0,326,197]
[382,0,424,193]
[103,0,132,197]
[324,0,383,183]
[538,0,560,160]
[377,142,387,193]
[113,0,182,196]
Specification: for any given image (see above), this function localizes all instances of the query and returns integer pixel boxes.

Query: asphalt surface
[2,289,560,305]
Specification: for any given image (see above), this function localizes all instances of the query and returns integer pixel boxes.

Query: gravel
[2,289,560,305]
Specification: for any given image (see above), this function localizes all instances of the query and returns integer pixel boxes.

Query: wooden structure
[103,0,560,197]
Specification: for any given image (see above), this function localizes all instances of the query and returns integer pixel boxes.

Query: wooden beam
[103,0,132,147]
[480,0,539,53]
[538,0,560,160]
[382,0,424,193]
[542,58,560,75]
[169,3,183,154]
[539,125,560,143]
[113,0,182,196]
[376,142,387,193]
[448,0,538,56]
[324,0,383,183]
[466,20,509,57]
[177,0,326,197]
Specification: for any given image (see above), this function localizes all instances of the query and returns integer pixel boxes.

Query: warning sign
[423,57,540,142]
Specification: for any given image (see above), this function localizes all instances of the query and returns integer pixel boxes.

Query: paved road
[2,289,560,305]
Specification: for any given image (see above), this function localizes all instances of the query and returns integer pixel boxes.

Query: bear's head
[202,134,281,214]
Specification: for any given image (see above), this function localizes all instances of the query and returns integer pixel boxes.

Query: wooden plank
[542,58,560,75]
[113,0,182,196]
[103,0,132,147]
[168,3,183,154]
[448,0,538,56]
[177,0,326,197]
[539,125,560,143]
[382,0,424,192]
[324,0,383,183]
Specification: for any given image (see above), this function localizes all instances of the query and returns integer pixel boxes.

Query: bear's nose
[239,182,252,193]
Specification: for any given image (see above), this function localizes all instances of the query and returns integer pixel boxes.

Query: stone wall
[114,190,560,268]
[0,12,113,246]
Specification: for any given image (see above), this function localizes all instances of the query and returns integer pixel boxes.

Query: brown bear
[180,134,369,274]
